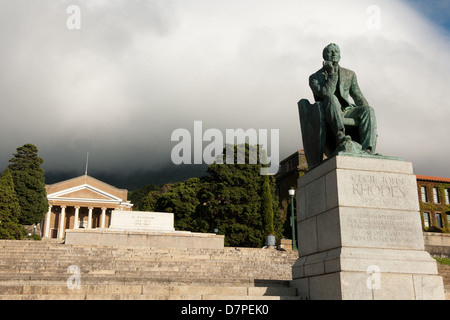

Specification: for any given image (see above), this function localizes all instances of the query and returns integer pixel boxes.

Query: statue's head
[322,43,340,63]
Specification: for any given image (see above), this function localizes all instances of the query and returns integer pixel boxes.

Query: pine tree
[154,178,203,231]
[199,144,283,247]
[204,159,264,247]
[0,168,25,239]
[8,144,48,225]
[261,175,275,236]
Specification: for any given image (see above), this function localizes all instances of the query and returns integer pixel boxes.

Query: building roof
[46,175,128,198]
[45,175,132,208]
[416,175,450,183]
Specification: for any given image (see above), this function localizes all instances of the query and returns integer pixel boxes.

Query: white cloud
[0,0,449,179]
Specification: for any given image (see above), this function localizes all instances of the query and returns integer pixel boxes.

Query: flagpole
[85,152,89,176]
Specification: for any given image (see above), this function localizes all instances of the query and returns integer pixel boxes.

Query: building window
[436,212,443,228]
[423,212,430,228]
[446,212,450,228]
[446,189,450,204]
[421,186,428,202]
[433,187,440,203]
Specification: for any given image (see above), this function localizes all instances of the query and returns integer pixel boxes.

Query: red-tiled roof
[416,175,450,183]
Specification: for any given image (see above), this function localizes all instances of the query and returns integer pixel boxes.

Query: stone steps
[0,244,293,260]
[5,240,446,300]
[0,262,293,278]
[0,246,296,277]
[0,282,297,296]
[0,274,289,289]
[0,240,299,300]
[2,294,300,300]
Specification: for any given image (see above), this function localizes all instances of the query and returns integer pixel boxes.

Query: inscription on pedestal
[109,210,175,232]
[337,171,418,211]
[131,213,155,227]
[341,209,423,249]
[351,175,406,198]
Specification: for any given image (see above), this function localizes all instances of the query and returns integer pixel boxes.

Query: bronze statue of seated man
[298,43,377,169]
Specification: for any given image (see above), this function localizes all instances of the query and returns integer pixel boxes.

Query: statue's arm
[309,72,338,99]
[349,72,369,107]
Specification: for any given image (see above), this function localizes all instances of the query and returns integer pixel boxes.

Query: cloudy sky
[0,0,449,187]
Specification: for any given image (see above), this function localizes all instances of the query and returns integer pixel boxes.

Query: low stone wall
[424,232,450,258]
[65,229,224,250]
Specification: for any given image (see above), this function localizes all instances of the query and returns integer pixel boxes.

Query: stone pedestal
[65,210,224,250]
[64,228,224,249]
[291,156,445,300]
[109,210,175,232]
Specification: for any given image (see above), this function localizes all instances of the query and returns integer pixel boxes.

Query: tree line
[1,143,288,247]
[130,144,287,247]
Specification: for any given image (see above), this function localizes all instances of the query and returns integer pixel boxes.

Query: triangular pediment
[56,187,114,201]
[46,175,128,198]
[47,184,123,202]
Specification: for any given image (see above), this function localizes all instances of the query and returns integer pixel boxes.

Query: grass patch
[434,257,450,266]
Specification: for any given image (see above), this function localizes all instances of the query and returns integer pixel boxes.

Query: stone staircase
[0,240,299,300]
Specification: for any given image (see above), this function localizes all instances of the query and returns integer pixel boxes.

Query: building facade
[416,175,450,232]
[43,175,133,239]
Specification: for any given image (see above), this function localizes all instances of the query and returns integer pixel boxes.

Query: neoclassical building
[43,175,133,239]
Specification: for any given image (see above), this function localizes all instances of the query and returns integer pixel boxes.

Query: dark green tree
[135,143,285,247]
[129,183,160,211]
[154,178,208,232]
[8,144,48,225]
[198,144,283,247]
[0,168,25,239]
[261,175,275,236]
[141,190,162,212]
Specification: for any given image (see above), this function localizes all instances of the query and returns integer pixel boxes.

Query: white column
[88,207,93,229]
[74,206,80,229]
[58,205,66,239]
[44,205,52,238]
[101,207,106,229]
